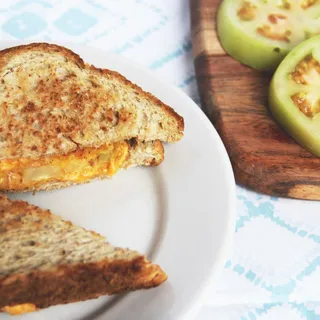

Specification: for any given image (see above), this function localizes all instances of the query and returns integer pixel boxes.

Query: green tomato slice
[217,0,320,71]
[269,35,320,156]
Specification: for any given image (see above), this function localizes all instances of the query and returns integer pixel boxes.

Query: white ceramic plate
[1,42,236,320]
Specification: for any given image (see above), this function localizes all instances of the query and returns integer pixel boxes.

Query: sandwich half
[0,43,184,192]
[0,194,167,315]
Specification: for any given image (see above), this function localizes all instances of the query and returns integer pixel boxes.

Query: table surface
[0,1,319,319]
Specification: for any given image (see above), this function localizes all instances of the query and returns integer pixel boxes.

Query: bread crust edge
[0,256,167,311]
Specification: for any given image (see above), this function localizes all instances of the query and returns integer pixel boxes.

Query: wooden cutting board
[190,0,320,200]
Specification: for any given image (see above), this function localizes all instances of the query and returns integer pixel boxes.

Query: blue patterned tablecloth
[0,1,319,319]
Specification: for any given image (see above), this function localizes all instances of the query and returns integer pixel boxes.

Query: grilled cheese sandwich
[0,195,167,314]
[0,43,184,192]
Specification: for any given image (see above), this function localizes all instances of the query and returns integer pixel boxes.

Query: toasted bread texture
[0,195,167,313]
[0,43,184,161]
[125,139,164,167]
[0,139,164,193]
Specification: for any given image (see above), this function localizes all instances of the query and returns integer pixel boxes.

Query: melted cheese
[2,303,37,315]
[0,142,129,191]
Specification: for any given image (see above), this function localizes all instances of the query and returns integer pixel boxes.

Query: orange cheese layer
[2,303,38,315]
[0,142,129,191]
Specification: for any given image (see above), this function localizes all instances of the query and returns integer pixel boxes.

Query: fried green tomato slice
[269,35,320,156]
[217,0,320,71]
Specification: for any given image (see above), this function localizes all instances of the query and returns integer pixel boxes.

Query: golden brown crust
[0,43,85,68]
[0,43,184,161]
[0,257,167,311]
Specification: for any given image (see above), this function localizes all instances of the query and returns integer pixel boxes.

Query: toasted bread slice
[0,195,167,314]
[0,140,164,192]
[0,43,184,161]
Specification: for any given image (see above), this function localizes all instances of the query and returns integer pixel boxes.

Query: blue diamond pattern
[54,8,97,36]
[2,12,46,39]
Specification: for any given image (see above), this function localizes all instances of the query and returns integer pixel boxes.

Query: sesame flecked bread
[0,194,167,315]
[0,43,184,160]
[0,43,183,192]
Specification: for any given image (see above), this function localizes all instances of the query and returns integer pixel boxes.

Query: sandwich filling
[2,304,37,315]
[0,141,128,191]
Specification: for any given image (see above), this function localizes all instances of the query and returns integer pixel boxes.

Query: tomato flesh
[269,35,320,156]
[290,55,320,117]
[217,0,320,71]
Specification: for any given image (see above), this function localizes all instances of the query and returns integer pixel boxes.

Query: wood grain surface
[190,0,320,200]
